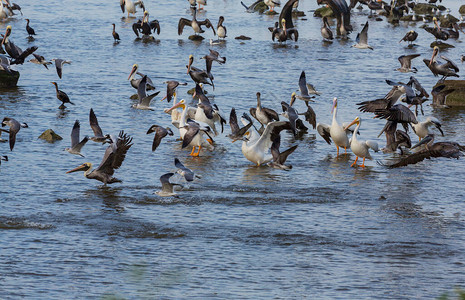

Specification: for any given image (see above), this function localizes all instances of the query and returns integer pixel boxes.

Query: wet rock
[314,6,334,18]
[188,35,204,41]
[235,35,251,40]
[439,14,459,28]
[255,1,268,13]
[292,10,306,17]
[265,10,278,15]
[38,129,63,142]
[433,80,465,107]
[430,41,454,49]
[460,5,465,15]
[0,69,19,87]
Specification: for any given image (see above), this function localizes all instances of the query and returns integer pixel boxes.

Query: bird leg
[336,145,340,156]
[189,146,196,156]
[360,157,366,168]
[344,147,347,154]
[192,145,202,157]
[351,156,359,167]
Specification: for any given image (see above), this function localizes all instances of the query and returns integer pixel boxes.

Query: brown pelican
[128,64,155,90]
[321,16,333,41]
[186,55,214,88]
[29,53,51,69]
[65,120,89,157]
[317,0,352,37]
[412,116,443,141]
[344,116,379,168]
[155,173,178,197]
[1,26,38,65]
[352,21,373,50]
[25,19,35,38]
[268,134,298,170]
[424,17,449,41]
[264,0,280,12]
[121,0,145,18]
[423,47,459,83]
[132,75,160,110]
[377,121,411,153]
[399,30,418,45]
[316,97,354,155]
[396,54,420,73]
[51,58,71,79]
[132,11,160,38]
[146,125,173,151]
[217,16,226,39]
[200,49,226,85]
[89,108,110,143]
[272,19,298,43]
[357,85,404,114]
[249,92,279,128]
[161,80,188,102]
[374,103,418,131]
[241,120,291,166]
[112,23,120,42]
[380,134,465,168]
[178,7,215,36]
[174,158,196,182]
[51,82,73,108]
[228,107,253,142]
[66,131,133,184]
[1,117,27,151]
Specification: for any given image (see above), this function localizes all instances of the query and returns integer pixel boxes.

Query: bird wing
[316,123,332,145]
[89,108,104,138]
[375,104,417,124]
[178,18,192,35]
[395,129,411,148]
[151,126,169,151]
[141,91,160,107]
[132,21,142,37]
[365,140,379,152]
[440,55,459,72]
[54,59,64,78]
[175,158,194,181]
[149,20,160,35]
[182,125,201,149]
[229,107,240,134]
[262,107,280,121]
[359,21,369,44]
[255,121,291,152]
[137,75,148,102]
[198,19,216,35]
[287,28,299,41]
[279,0,299,29]
[303,103,316,129]
[383,148,442,168]
[357,98,389,113]
[96,131,133,176]
[407,76,429,98]
[11,46,38,64]
[160,172,175,193]
[70,120,80,147]
[299,71,309,97]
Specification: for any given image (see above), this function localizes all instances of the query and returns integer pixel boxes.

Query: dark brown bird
[51,82,74,108]
[399,30,418,45]
[112,23,120,42]
[146,125,173,151]
[25,19,35,38]
[161,80,188,102]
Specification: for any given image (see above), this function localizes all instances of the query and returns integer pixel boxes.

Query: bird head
[331,97,338,114]
[66,162,92,174]
[128,64,138,80]
[187,55,194,74]
[290,92,296,106]
[1,25,11,45]
[344,116,360,131]
[165,99,186,113]
[429,46,439,66]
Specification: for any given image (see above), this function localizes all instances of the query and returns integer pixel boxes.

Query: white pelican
[316,97,353,156]
[164,96,196,130]
[344,117,379,168]
[240,120,291,166]
[121,0,145,18]
[412,116,444,141]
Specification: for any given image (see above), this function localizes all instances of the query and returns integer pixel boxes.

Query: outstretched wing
[279,0,299,29]
[178,18,192,35]
[96,131,133,176]
[89,108,103,138]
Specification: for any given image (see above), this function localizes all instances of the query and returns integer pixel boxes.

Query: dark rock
[0,69,19,87]
[430,41,454,49]
[314,6,334,18]
[433,80,465,107]
[38,129,63,142]
[235,35,251,40]
[188,35,204,41]
[412,3,436,15]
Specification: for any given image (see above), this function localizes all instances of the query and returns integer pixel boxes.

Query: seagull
[132,75,160,110]
[227,107,253,142]
[29,53,52,69]
[89,108,109,143]
[51,58,71,79]
[1,117,28,151]
[146,125,173,151]
[296,71,318,101]
[65,120,89,157]
[396,54,420,73]
[155,173,179,197]
[161,80,188,102]
[268,134,298,170]
[411,116,444,141]
[352,21,373,50]
[174,158,196,182]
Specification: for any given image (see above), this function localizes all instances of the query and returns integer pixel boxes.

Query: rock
[412,3,436,15]
[0,69,19,87]
[265,10,278,15]
[314,6,334,18]
[430,41,454,49]
[292,10,305,17]
[254,1,268,13]
[235,35,251,40]
[188,35,204,41]
[38,129,63,142]
[460,5,465,15]
[187,87,207,95]
[433,80,465,107]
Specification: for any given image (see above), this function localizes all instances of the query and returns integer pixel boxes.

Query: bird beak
[344,118,358,131]
[331,101,336,114]
[66,164,88,174]
[429,48,438,67]
[187,58,192,74]
[165,101,185,112]
[128,65,137,80]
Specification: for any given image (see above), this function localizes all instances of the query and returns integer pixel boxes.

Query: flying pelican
[186,55,214,88]
[128,64,155,91]
[178,7,215,37]
[377,121,411,153]
[65,120,89,157]
[249,92,279,128]
[161,80,188,102]
[51,58,71,79]
[66,131,133,185]
[352,21,373,50]
[132,75,160,110]
[112,23,120,42]
[155,173,178,197]
[217,16,226,39]
[316,97,353,155]
[146,125,173,151]
[423,46,459,83]
[25,19,35,38]
[272,19,298,43]
[344,116,379,168]
[29,53,51,69]
[227,107,253,142]
[240,120,291,166]
[89,108,110,143]
[51,82,74,108]
[121,0,145,18]
[380,134,465,168]
[412,116,444,141]
[1,25,38,65]
[396,54,420,73]
[399,30,418,45]
[1,117,28,151]
[268,134,298,170]
[321,16,333,41]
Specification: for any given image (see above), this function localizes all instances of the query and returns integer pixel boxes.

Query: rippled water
[1,0,465,298]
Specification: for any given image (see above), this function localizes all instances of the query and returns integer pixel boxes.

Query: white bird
[264,0,280,12]
[316,97,354,156]
[155,173,179,197]
[65,120,89,157]
[121,0,145,18]
[344,116,379,168]
[352,21,373,50]
[412,116,444,141]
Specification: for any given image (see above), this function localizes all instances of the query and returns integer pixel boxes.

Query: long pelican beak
[344,118,359,131]
[187,56,193,74]
[1,27,10,46]
[331,99,337,114]
[429,47,438,67]
[165,100,185,113]
[128,65,137,80]
[66,163,89,174]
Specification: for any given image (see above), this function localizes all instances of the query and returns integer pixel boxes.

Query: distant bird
[29,53,51,69]
[268,134,298,170]
[66,131,133,185]
[120,0,145,18]
[146,125,173,151]
[399,30,418,45]
[217,16,227,39]
[51,58,71,79]
[178,7,215,36]
[344,116,379,168]
[155,173,179,197]
[0,155,7,165]
[423,46,459,83]
[65,120,89,157]
[272,18,298,43]
[396,54,420,73]
[1,117,28,151]
[264,0,280,12]
[51,82,74,108]
[1,26,38,65]
[132,75,160,110]
[89,108,109,143]
[161,80,188,102]
[296,70,318,101]
[240,0,263,12]
[380,134,465,168]
[174,158,196,182]
[25,19,35,37]
[461,55,465,64]
[227,107,253,142]
[112,23,120,42]
[412,116,444,141]
[352,21,372,50]
[321,16,333,41]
